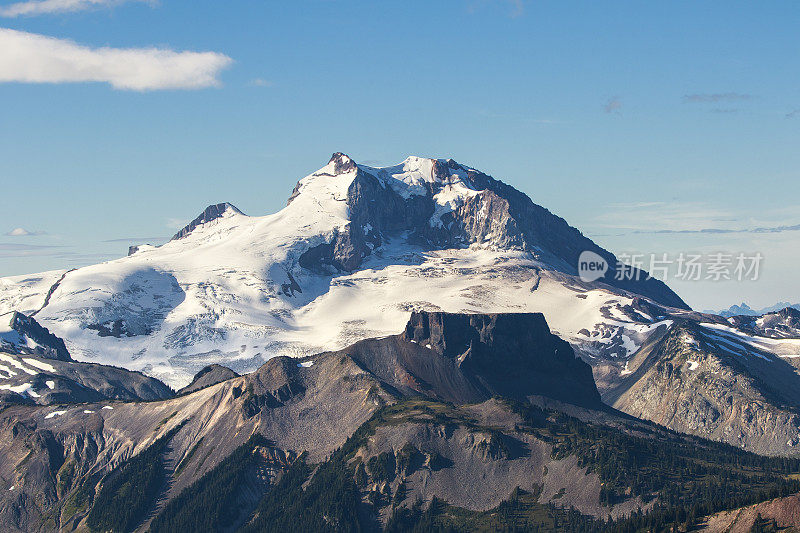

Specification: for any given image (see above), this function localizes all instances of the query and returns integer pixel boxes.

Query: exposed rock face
[322,311,600,407]
[0,312,607,531]
[7,312,71,361]
[171,203,243,241]
[86,318,143,338]
[728,307,800,338]
[1,312,797,532]
[605,322,800,456]
[0,352,174,406]
[178,364,238,395]
[329,151,358,174]
[401,311,601,407]
[350,399,650,523]
[296,153,686,309]
[1,313,173,406]
[700,493,800,532]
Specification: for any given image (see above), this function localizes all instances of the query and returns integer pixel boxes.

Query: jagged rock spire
[171,203,243,241]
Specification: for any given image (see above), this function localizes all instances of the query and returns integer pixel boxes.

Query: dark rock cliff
[296,153,687,310]
[171,203,243,241]
[402,311,601,407]
[8,312,71,361]
[322,311,601,408]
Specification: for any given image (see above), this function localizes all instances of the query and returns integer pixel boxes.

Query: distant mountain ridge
[709,301,800,317]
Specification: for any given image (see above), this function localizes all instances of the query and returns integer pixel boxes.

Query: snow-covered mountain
[0,153,698,389]
[2,152,800,459]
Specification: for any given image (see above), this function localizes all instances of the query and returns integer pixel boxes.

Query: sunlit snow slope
[0,153,690,388]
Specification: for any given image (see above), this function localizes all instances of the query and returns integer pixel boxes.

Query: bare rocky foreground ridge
[1,311,800,532]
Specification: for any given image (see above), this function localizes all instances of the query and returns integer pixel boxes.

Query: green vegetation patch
[86,423,184,532]
[150,434,277,533]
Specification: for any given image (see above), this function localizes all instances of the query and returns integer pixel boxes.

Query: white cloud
[5,227,46,236]
[0,0,148,18]
[0,28,233,91]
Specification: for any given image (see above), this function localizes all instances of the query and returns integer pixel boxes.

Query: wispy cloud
[604,97,622,114]
[595,201,733,233]
[682,93,753,103]
[102,236,167,243]
[633,223,800,235]
[0,0,150,17]
[786,109,800,119]
[5,227,46,236]
[605,201,665,209]
[250,78,274,88]
[0,28,233,91]
[0,242,63,257]
[0,243,120,264]
[594,201,800,235]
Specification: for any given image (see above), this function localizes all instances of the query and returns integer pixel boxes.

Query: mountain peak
[171,202,244,240]
[284,153,687,310]
[3,311,72,361]
[373,156,469,189]
[328,152,358,175]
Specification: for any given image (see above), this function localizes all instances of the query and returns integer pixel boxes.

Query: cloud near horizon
[632,223,800,235]
[683,93,753,103]
[0,0,149,18]
[5,227,46,236]
[594,201,800,236]
[0,28,233,91]
[102,236,168,243]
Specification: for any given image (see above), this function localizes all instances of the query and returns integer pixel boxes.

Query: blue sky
[0,0,798,310]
